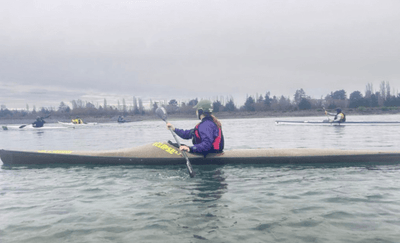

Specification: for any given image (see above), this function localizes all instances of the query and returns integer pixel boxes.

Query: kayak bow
[1,141,400,166]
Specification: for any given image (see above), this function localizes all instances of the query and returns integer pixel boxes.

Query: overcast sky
[1,0,399,109]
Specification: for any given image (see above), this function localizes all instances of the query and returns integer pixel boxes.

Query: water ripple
[2,117,400,242]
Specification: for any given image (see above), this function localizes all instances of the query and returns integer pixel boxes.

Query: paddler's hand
[179,145,190,152]
[325,111,327,115]
[166,122,175,131]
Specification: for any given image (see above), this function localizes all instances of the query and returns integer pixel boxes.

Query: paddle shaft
[155,106,195,177]
[322,106,331,122]
[167,125,195,177]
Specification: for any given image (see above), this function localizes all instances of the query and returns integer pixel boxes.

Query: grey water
[1,114,400,242]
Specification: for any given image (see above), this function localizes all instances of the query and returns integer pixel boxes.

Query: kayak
[58,121,97,127]
[1,141,400,166]
[275,120,400,126]
[2,125,68,130]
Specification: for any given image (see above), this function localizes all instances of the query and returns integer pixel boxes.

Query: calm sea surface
[1,114,400,242]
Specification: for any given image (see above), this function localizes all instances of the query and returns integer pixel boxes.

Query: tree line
[241,81,399,112]
[1,81,399,119]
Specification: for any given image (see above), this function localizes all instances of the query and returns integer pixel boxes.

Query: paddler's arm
[166,123,194,140]
[325,111,337,116]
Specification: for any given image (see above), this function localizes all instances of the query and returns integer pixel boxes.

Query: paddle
[156,107,195,178]
[322,106,332,123]
[20,115,50,128]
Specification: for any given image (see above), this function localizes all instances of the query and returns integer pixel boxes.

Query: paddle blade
[19,125,27,129]
[186,160,195,178]
[155,107,168,121]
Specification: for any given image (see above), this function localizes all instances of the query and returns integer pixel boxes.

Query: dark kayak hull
[1,142,400,166]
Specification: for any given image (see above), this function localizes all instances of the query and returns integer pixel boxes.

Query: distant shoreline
[1,108,399,125]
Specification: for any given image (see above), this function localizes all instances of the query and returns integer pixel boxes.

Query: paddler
[32,116,46,128]
[72,116,84,124]
[166,100,224,156]
[118,116,125,123]
[325,108,346,123]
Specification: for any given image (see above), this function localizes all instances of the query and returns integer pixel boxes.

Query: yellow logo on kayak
[152,142,181,155]
[37,150,73,154]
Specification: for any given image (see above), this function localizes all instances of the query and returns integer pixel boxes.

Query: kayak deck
[1,141,400,166]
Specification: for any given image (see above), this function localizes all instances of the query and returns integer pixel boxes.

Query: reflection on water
[1,131,400,242]
[193,166,228,203]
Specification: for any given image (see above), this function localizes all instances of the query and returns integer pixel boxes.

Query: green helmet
[193,100,213,112]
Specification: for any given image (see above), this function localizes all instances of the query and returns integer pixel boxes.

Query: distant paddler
[72,116,84,124]
[117,116,125,123]
[325,108,346,123]
[117,116,131,123]
[18,115,49,129]
[32,116,46,128]
[166,100,224,156]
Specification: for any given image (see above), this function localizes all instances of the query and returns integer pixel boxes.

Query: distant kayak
[2,141,400,166]
[275,120,400,126]
[117,120,132,123]
[58,121,97,127]
[2,125,68,130]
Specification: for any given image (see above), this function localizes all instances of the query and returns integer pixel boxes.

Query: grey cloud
[1,0,400,108]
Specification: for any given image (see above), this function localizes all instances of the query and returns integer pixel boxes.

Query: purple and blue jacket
[174,116,224,155]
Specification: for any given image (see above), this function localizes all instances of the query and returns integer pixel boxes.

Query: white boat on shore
[275,120,400,126]
[2,124,68,130]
